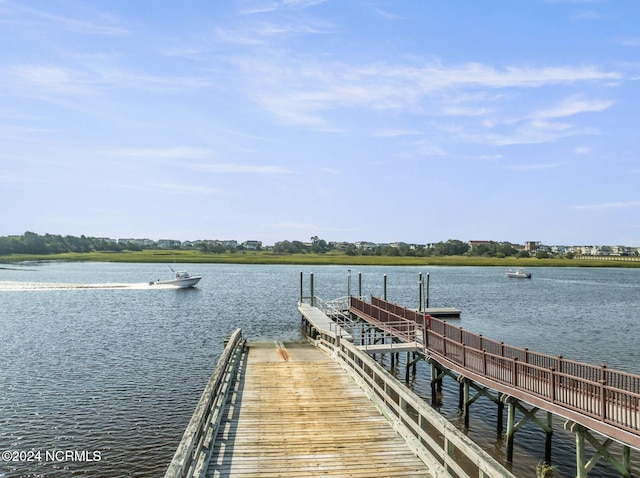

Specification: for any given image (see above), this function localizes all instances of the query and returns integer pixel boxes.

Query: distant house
[158,239,181,249]
[549,245,567,255]
[118,238,155,248]
[242,240,262,250]
[96,237,118,243]
[355,241,377,251]
[525,241,541,253]
[334,242,351,251]
[468,240,491,247]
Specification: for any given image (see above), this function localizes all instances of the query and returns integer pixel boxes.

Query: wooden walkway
[346,295,640,476]
[206,341,432,477]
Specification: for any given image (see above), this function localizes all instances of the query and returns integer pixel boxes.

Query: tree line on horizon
[0,232,544,258]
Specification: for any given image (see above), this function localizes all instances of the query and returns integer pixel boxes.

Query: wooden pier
[206,341,432,477]
[166,312,515,478]
[346,294,640,478]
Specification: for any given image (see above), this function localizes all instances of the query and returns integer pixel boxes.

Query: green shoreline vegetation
[1,232,639,267]
[1,249,639,268]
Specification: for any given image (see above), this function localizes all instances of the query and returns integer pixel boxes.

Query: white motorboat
[151,267,202,288]
[506,268,532,279]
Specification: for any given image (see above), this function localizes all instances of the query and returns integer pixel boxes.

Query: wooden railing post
[600,364,607,421]
[462,343,466,368]
[483,349,487,376]
[422,315,428,352]
[512,357,519,387]
[557,355,563,373]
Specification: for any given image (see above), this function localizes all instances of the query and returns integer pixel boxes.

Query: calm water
[1,263,639,477]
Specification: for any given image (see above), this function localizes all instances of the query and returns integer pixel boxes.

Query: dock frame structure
[341,289,640,478]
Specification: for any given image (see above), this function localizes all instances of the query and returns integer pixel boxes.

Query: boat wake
[0,281,167,291]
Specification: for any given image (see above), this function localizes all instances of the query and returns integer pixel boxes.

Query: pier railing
[310,316,515,478]
[351,296,640,448]
[164,328,246,478]
[350,296,426,345]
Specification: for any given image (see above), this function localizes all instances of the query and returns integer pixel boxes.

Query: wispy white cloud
[112,147,213,160]
[373,7,403,20]
[239,2,280,15]
[449,114,591,146]
[373,129,423,138]
[10,64,213,99]
[573,201,640,210]
[122,181,221,195]
[193,163,294,174]
[534,95,613,118]
[410,63,620,90]
[0,123,57,138]
[239,0,328,18]
[508,162,561,171]
[478,154,503,161]
[571,10,607,21]
[0,172,44,184]
[320,168,341,175]
[281,0,328,9]
[108,147,292,174]
[11,65,95,96]
[237,56,622,128]
[15,4,129,36]
[613,36,640,48]
[215,26,270,46]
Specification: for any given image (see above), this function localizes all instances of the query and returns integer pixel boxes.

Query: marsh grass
[1,250,638,267]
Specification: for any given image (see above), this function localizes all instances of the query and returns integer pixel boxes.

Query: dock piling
[383,274,387,300]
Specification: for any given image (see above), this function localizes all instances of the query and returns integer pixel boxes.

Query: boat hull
[154,276,202,288]
[506,272,531,279]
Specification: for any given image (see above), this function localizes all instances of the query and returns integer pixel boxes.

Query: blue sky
[1,0,639,246]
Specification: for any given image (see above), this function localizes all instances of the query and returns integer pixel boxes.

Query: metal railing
[350,296,426,345]
[352,296,640,449]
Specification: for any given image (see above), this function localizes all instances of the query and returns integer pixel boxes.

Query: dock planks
[206,341,432,477]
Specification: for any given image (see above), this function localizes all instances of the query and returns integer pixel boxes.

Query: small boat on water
[151,267,202,288]
[506,268,532,279]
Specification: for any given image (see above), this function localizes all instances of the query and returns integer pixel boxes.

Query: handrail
[350,296,425,346]
[352,296,640,449]
[310,320,515,477]
[165,328,246,478]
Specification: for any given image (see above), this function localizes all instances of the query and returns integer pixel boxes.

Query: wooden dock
[167,308,516,478]
[205,341,432,477]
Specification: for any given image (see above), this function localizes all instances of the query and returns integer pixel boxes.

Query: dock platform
[206,341,432,477]
[423,307,461,319]
[166,307,516,478]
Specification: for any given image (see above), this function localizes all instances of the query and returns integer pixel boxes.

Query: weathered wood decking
[206,341,432,477]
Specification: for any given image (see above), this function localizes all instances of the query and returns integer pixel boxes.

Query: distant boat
[506,268,532,279]
[151,267,202,288]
